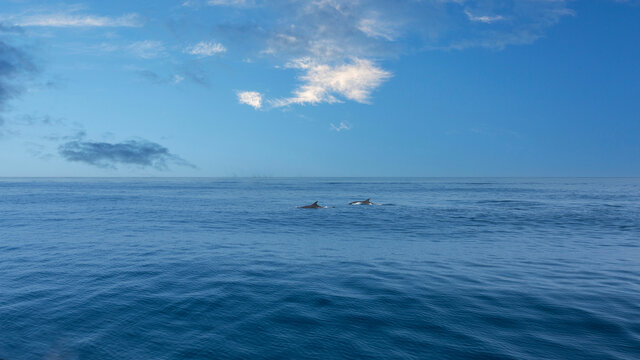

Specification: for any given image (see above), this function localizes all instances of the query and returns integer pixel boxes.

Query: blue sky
[0,0,638,176]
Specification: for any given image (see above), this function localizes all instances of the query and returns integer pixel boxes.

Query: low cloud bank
[58,139,194,170]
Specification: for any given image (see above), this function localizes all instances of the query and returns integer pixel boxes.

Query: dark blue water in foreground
[1,178,639,359]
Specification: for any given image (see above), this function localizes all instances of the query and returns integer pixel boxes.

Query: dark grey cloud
[58,139,195,170]
[0,24,36,118]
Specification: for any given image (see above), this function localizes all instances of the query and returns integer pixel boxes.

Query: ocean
[1,178,639,359]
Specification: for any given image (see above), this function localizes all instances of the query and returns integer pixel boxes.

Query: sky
[0,0,638,177]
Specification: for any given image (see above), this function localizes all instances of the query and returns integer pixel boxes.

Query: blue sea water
[1,178,639,359]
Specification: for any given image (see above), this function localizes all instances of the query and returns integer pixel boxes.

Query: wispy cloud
[330,122,351,132]
[14,114,64,127]
[0,23,23,33]
[128,41,166,59]
[272,57,391,107]
[237,91,263,109]
[197,0,572,109]
[15,13,141,27]
[132,69,165,84]
[609,0,640,4]
[357,17,398,41]
[45,130,86,142]
[172,75,185,85]
[183,0,252,8]
[128,67,198,86]
[90,41,173,60]
[184,41,226,57]
[131,69,180,85]
[464,10,504,24]
[207,0,573,60]
[207,0,251,7]
[58,139,194,170]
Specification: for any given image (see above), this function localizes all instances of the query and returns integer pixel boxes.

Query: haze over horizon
[1,0,638,177]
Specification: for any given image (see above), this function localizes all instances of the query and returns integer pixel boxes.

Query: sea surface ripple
[1,178,639,359]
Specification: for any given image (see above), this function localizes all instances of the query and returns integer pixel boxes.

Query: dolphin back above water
[299,201,323,209]
[349,198,374,205]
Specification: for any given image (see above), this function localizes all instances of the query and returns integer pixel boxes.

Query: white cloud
[330,122,351,132]
[185,41,227,57]
[273,57,391,107]
[128,41,166,59]
[464,10,505,24]
[16,13,141,27]
[237,91,263,109]
[182,0,573,109]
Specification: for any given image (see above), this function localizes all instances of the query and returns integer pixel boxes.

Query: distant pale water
[1,178,639,359]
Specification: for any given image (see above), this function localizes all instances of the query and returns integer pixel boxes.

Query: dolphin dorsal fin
[365,198,370,202]
[313,201,318,205]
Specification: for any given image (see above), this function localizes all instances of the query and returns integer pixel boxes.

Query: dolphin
[349,198,374,205]
[299,201,323,209]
